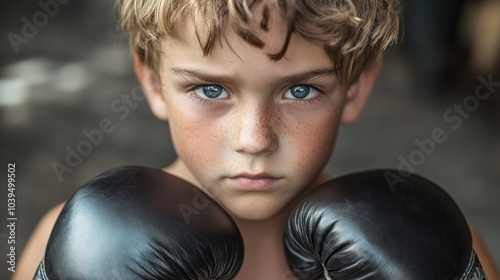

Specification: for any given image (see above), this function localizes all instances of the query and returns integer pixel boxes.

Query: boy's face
[139,11,376,221]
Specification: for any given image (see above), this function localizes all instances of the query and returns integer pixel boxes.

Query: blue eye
[194,85,228,99]
[284,85,319,100]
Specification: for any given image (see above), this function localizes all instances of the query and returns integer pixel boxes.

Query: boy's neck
[233,206,295,280]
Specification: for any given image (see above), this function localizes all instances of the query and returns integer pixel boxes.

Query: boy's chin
[223,198,289,223]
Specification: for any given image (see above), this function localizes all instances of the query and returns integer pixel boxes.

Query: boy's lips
[228,173,282,191]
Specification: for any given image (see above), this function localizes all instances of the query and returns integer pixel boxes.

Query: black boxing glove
[285,170,486,280]
[34,166,243,280]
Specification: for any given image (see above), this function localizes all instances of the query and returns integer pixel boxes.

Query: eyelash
[294,94,324,105]
[188,93,221,105]
[186,84,325,105]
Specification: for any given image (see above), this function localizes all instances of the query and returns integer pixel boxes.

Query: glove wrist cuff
[33,258,48,280]
[462,251,487,280]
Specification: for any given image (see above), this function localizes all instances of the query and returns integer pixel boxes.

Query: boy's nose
[231,102,278,156]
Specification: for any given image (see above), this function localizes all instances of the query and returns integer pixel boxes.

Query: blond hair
[117,0,400,86]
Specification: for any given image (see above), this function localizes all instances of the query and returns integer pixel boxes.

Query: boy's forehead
[162,9,333,74]
[170,4,289,55]
[160,2,334,81]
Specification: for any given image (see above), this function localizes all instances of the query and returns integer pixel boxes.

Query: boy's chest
[235,264,299,280]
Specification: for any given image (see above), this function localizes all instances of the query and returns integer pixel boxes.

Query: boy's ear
[134,54,169,121]
[341,62,381,124]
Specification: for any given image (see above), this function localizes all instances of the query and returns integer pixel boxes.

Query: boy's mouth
[228,173,282,191]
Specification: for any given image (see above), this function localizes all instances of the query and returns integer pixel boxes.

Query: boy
[15,0,499,279]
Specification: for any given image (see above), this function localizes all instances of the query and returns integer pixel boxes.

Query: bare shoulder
[469,223,500,280]
[41,203,65,225]
[13,203,65,280]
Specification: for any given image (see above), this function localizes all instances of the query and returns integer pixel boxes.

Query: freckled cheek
[167,105,227,176]
[284,112,340,176]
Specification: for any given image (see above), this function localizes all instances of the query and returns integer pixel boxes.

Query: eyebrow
[170,67,337,85]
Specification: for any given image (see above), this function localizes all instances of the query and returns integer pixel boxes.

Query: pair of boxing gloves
[34,166,485,279]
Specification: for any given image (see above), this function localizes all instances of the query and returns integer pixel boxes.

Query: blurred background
[0,0,499,279]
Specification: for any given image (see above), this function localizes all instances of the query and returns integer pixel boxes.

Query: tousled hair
[117,0,400,86]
